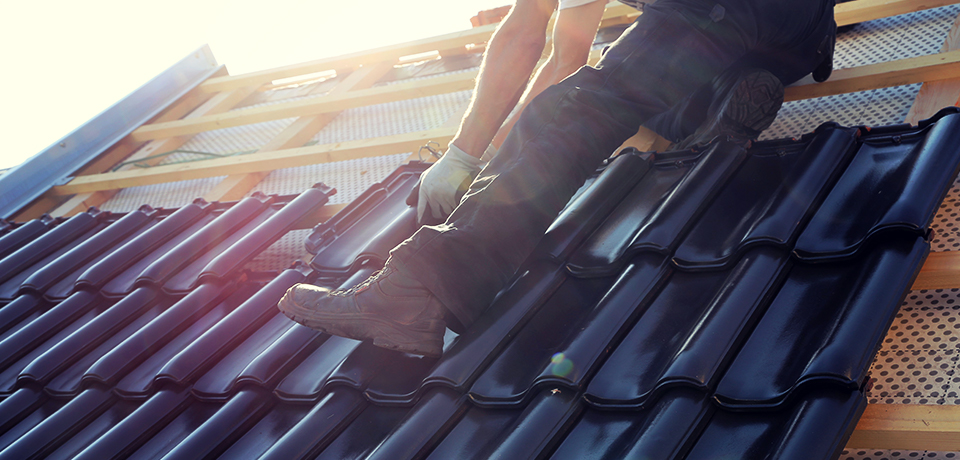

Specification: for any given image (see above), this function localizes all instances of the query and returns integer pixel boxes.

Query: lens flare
[550,352,574,377]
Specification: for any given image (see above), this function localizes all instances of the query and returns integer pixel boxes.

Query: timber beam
[139,46,960,146]
[194,0,956,94]
[848,404,960,451]
[785,49,960,101]
[197,1,640,94]
[128,48,960,142]
[836,0,960,28]
[133,70,477,141]
[912,250,960,290]
[51,127,457,195]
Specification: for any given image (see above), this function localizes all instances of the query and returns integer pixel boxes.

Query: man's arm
[417,0,607,222]
[491,0,608,149]
[450,0,558,157]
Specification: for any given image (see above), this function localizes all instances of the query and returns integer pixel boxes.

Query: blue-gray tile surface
[1,109,960,459]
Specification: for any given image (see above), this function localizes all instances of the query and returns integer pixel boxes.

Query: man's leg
[279,0,837,356]
[391,1,759,327]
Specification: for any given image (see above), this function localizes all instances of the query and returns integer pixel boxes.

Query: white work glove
[417,144,487,223]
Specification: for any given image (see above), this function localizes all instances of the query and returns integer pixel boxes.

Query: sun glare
[0,0,510,170]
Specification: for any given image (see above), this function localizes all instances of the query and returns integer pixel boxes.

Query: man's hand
[417,144,486,223]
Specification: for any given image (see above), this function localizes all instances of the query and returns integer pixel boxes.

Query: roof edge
[0,45,221,220]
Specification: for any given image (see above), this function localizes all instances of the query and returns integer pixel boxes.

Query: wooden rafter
[911,251,960,290]
[47,85,260,218]
[135,50,960,143]
[204,61,398,202]
[835,0,960,27]
[197,1,638,94]
[133,69,476,141]
[195,0,953,95]
[55,46,960,198]
[848,404,960,451]
[905,10,960,124]
[785,49,960,101]
[52,128,457,195]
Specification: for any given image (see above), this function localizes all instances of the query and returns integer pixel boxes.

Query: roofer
[278,0,838,358]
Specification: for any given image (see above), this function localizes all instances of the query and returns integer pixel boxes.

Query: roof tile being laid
[1,111,960,457]
[305,163,426,282]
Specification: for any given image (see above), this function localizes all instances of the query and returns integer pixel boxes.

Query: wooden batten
[849,404,960,451]
[204,61,399,202]
[912,251,960,290]
[785,49,960,101]
[133,71,476,141]
[53,128,457,195]
[905,11,960,124]
[835,0,960,27]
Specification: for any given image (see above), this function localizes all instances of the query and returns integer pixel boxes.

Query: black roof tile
[0,216,57,261]
[1,111,960,457]
[674,125,859,268]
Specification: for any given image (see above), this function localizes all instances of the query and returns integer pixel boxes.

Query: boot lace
[329,266,394,297]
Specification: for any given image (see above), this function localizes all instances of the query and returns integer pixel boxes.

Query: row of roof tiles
[0,110,958,457]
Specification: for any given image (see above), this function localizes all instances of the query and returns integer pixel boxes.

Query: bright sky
[0,0,510,170]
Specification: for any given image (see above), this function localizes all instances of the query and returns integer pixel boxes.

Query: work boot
[277,264,446,358]
[672,68,785,151]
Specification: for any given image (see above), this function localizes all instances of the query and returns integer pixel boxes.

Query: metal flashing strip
[0,46,221,220]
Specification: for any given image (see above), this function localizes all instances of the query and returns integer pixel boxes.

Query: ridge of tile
[76,200,212,293]
[310,396,411,459]
[468,256,667,407]
[363,261,567,404]
[135,194,273,291]
[688,388,865,460]
[0,211,109,300]
[465,388,582,459]
[257,388,366,460]
[72,388,192,460]
[552,388,711,460]
[38,291,172,397]
[273,334,362,401]
[234,324,319,389]
[160,387,273,459]
[0,290,102,391]
[0,387,115,460]
[0,215,56,260]
[535,151,651,262]
[19,207,156,300]
[82,280,238,389]
[795,111,960,260]
[110,282,261,398]
[365,387,467,460]
[191,314,303,399]
[0,293,44,340]
[0,388,47,437]
[674,125,859,269]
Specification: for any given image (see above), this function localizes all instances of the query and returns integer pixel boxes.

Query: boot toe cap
[283,283,332,309]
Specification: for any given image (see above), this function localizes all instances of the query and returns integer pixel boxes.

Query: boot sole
[278,295,444,358]
[673,69,785,150]
[721,70,784,135]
